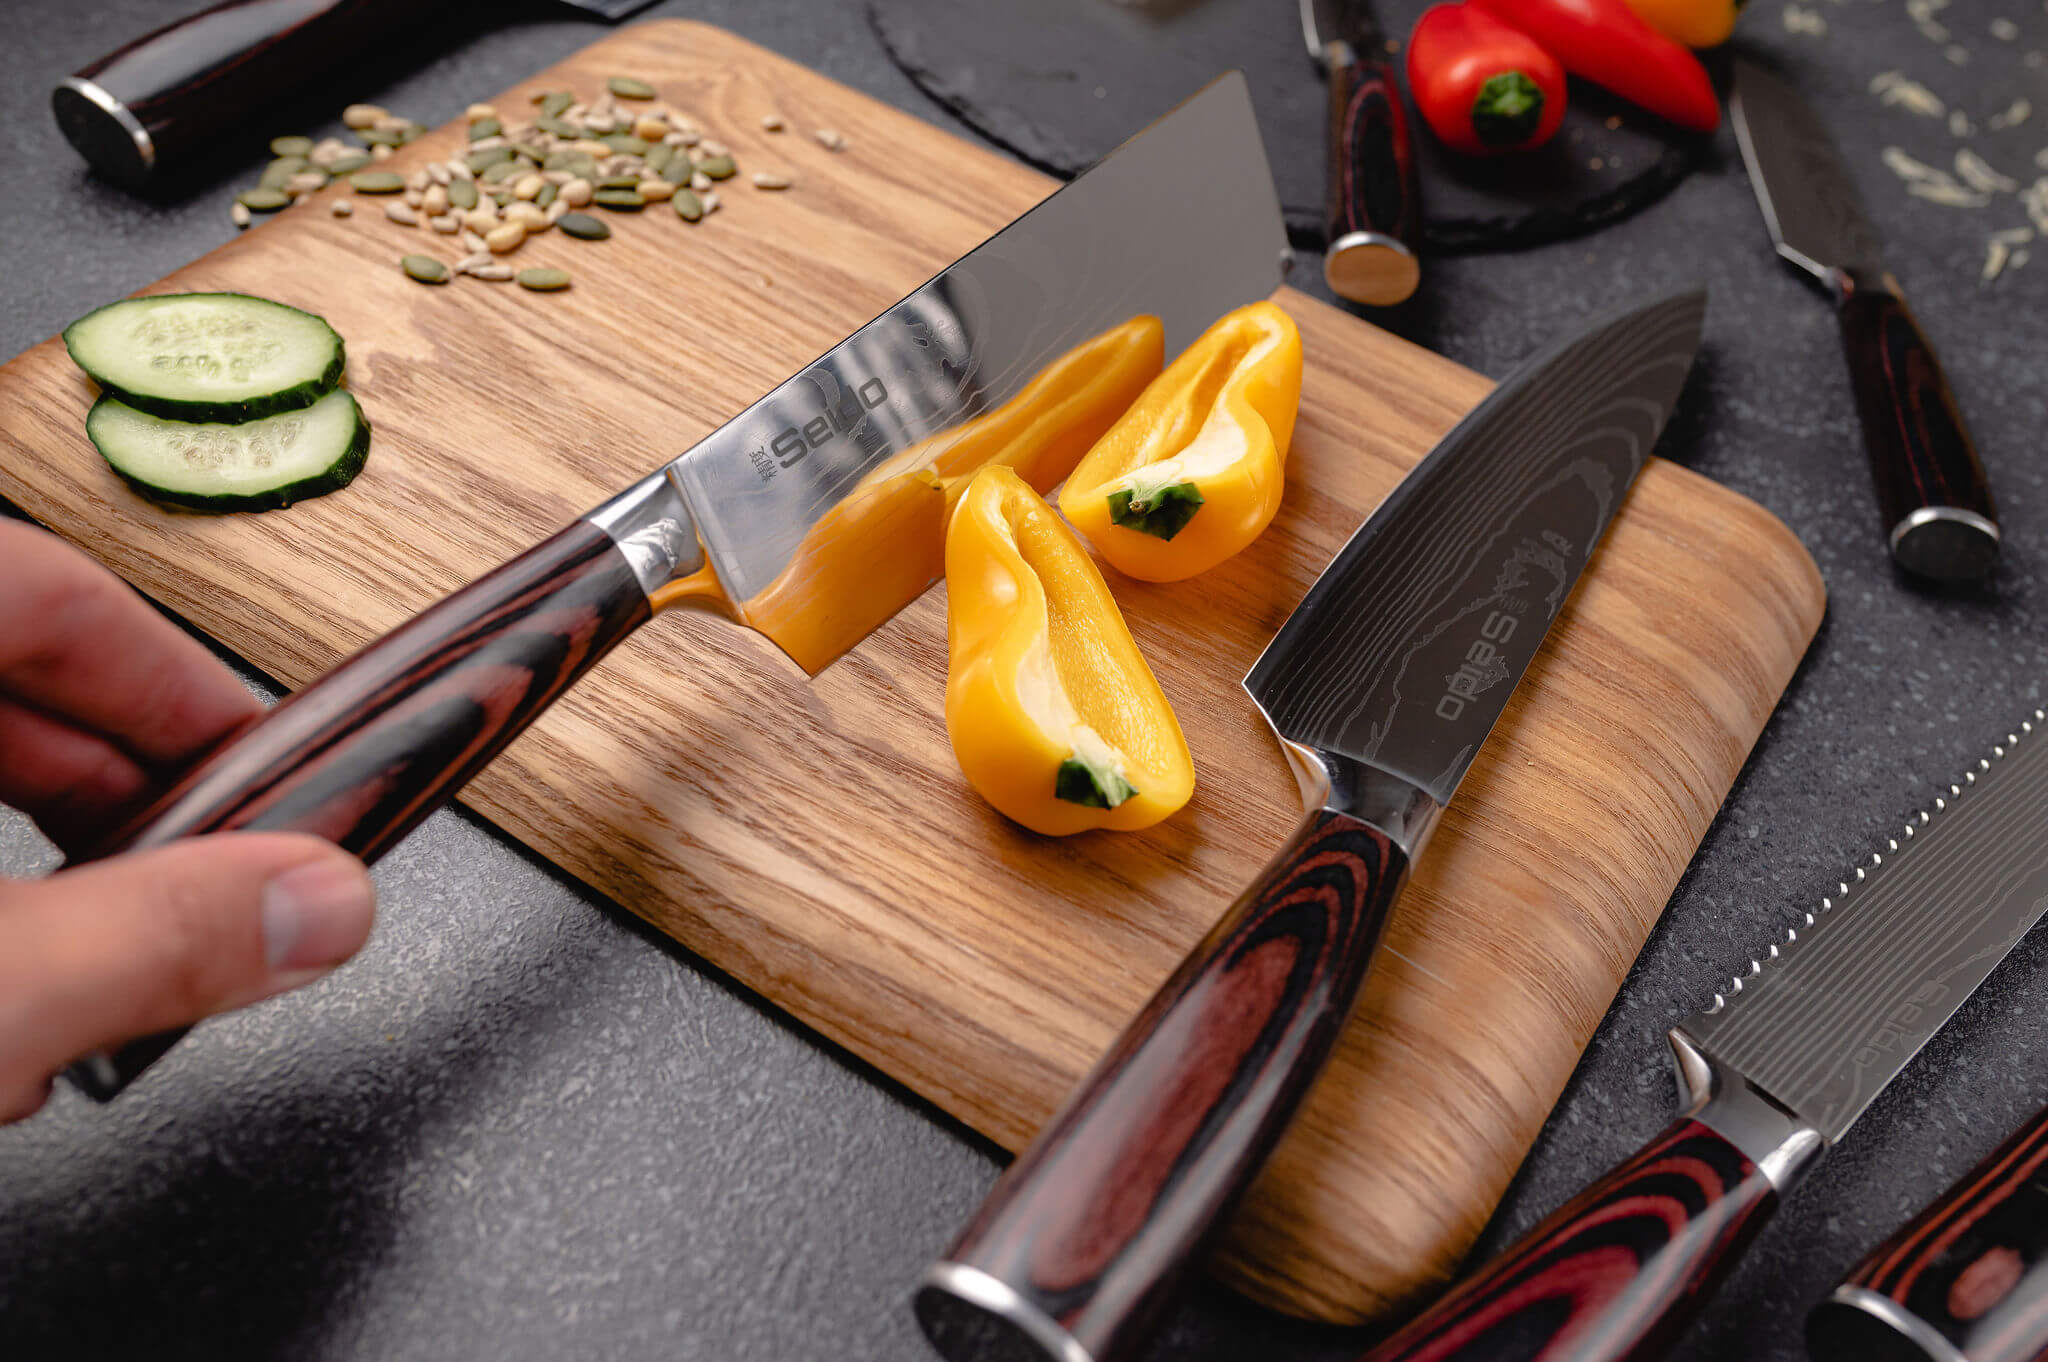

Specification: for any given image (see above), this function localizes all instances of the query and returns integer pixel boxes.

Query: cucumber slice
[63,292,345,423]
[86,388,370,512]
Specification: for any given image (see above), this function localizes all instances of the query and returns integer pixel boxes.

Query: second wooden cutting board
[0,21,1824,1326]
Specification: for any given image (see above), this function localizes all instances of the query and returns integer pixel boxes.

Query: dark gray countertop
[2,2,2045,1360]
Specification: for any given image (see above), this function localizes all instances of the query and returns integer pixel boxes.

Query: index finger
[0,520,262,768]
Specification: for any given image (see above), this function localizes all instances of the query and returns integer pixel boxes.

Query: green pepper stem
[1106,478,1204,541]
[1471,72,1544,148]
[1056,755,1137,809]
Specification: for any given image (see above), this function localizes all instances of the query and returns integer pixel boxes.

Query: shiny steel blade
[1301,0,1380,63]
[1244,289,1704,805]
[668,73,1287,673]
[1730,60,1884,284]
[1683,712,2048,1141]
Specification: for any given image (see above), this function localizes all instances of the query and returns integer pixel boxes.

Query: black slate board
[868,0,1712,254]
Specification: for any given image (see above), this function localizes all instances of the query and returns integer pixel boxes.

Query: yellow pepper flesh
[741,316,1164,674]
[1623,0,1740,47]
[1061,300,1302,583]
[945,466,1193,836]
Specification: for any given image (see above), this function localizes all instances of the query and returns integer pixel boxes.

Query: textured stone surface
[2,2,2045,1360]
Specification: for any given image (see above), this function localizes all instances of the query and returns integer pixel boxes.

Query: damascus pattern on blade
[1686,712,2048,1141]
[1244,290,1703,804]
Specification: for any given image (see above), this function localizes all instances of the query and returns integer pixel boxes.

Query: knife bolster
[1276,738,1442,861]
[584,466,709,603]
[1668,1029,1826,1193]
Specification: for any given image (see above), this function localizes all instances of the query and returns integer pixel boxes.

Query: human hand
[0,521,375,1120]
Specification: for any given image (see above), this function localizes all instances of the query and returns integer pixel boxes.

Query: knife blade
[1809,1098,2048,1362]
[1358,709,2048,1362]
[1729,60,2000,583]
[1300,0,1424,306]
[58,72,1290,1101]
[914,288,1707,1362]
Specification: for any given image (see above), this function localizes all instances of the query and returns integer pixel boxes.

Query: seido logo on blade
[1434,530,1575,722]
[1850,981,1946,1072]
[748,377,891,482]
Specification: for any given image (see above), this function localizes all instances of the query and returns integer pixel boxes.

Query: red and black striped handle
[1835,265,1999,582]
[1359,1118,1778,1362]
[64,519,650,1099]
[1809,1103,2048,1362]
[917,806,1407,1362]
[1320,40,1423,307]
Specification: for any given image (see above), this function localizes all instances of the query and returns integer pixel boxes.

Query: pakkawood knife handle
[916,806,1407,1362]
[1808,1103,2048,1362]
[1322,40,1423,307]
[1835,265,2000,582]
[63,518,650,1100]
[1360,1119,1779,1362]
[52,0,423,190]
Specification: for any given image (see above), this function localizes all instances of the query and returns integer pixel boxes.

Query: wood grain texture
[1811,1103,2048,1362]
[1361,1119,1777,1362]
[939,809,1406,1362]
[0,21,1825,1323]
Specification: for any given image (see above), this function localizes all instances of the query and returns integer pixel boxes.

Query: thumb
[0,832,375,1119]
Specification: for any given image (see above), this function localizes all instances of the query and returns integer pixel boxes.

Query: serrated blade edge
[1681,709,2048,1141]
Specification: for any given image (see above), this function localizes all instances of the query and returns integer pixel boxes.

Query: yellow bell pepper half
[1061,300,1302,583]
[740,316,1164,674]
[945,466,1194,836]
[1624,0,1742,47]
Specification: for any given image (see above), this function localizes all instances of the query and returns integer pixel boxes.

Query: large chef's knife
[1729,60,2000,583]
[1358,711,2048,1362]
[54,0,660,191]
[914,288,1707,1362]
[59,72,1292,1100]
[1809,1099,2048,1362]
[1300,0,1423,306]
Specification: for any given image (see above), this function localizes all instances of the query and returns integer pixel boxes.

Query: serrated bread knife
[915,288,1709,1362]
[57,73,1293,1101]
[1357,710,2048,1362]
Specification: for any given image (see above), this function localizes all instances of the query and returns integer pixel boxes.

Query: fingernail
[261,860,374,971]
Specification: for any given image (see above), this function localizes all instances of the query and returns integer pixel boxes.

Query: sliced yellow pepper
[1061,300,1302,583]
[945,466,1193,836]
[1624,0,1742,47]
[741,316,1164,674]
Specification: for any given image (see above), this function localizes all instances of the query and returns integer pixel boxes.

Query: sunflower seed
[751,171,791,190]
[470,263,516,281]
[385,201,420,225]
[1956,150,2018,194]
[402,254,450,284]
[485,222,526,253]
[422,183,449,216]
[561,177,594,206]
[331,200,354,218]
[690,171,713,192]
[231,201,251,228]
[430,214,461,234]
[460,228,488,253]
[371,144,395,161]
[813,128,847,151]
[287,172,328,194]
[517,267,572,291]
[427,162,452,185]
[700,189,721,214]
[342,103,387,130]
[639,178,676,201]
[761,113,786,132]
[455,252,494,273]
[513,173,545,200]
[403,189,423,208]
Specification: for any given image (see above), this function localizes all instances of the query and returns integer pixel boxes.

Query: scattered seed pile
[231,76,850,294]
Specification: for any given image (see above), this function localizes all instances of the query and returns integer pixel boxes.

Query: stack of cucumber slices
[63,292,370,512]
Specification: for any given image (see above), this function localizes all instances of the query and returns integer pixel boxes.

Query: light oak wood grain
[0,21,1824,1325]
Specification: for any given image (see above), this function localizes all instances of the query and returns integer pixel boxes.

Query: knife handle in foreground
[1321,40,1423,307]
[62,516,654,1100]
[1809,1102,2048,1362]
[916,804,1410,1362]
[1834,265,2000,583]
[52,0,418,191]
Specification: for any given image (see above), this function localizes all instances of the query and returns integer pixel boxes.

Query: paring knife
[53,0,661,192]
[1809,1100,2048,1362]
[1300,0,1424,306]
[58,72,1293,1100]
[1359,710,2048,1362]
[1729,60,2000,583]
[914,288,1707,1362]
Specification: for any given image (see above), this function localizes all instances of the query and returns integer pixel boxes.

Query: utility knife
[1359,710,2048,1362]
[915,288,1707,1362]
[1730,60,2000,583]
[1300,0,1424,306]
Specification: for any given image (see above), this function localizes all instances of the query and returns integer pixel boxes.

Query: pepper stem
[1056,755,1137,809]
[1106,476,1204,540]
[1471,72,1544,148]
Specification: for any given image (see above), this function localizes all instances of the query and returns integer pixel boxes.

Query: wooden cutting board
[0,21,1824,1326]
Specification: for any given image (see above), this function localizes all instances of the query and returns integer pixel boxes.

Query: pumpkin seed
[607,76,655,99]
[535,181,559,208]
[480,159,526,184]
[557,211,611,240]
[360,126,408,147]
[543,149,591,172]
[661,154,693,184]
[538,115,581,139]
[517,267,572,291]
[447,178,479,209]
[645,143,675,174]
[696,153,736,180]
[467,146,515,173]
[259,162,299,191]
[468,117,503,141]
[401,254,450,284]
[350,170,406,193]
[329,151,372,174]
[401,121,429,143]
[671,189,704,221]
[269,135,313,158]
[236,187,292,211]
[593,187,646,210]
[601,134,649,156]
[540,90,575,117]
[597,174,642,190]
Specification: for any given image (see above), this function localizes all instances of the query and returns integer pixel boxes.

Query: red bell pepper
[1471,0,1721,132]
[1406,4,1568,155]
